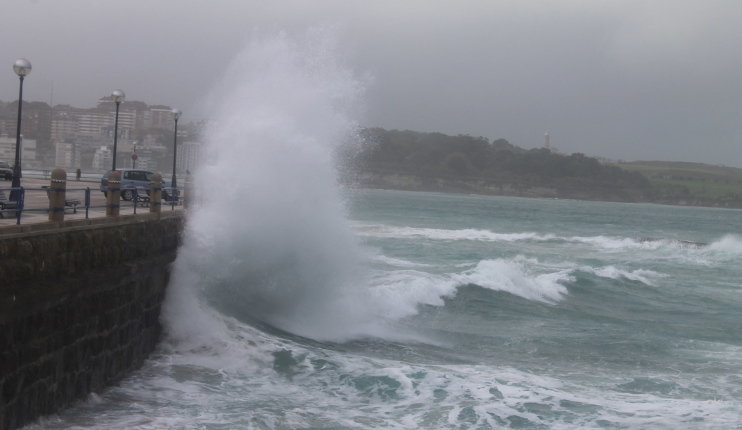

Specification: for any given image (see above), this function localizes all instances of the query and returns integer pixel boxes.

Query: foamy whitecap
[372,254,433,268]
[580,265,666,286]
[354,224,700,255]
[452,257,572,303]
[354,224,555,242]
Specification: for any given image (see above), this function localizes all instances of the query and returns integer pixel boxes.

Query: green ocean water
[30,189,742,429]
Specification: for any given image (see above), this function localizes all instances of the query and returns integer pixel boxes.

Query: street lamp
[171,109,181,194]
[11,58,31,200]
[110,89,125,170]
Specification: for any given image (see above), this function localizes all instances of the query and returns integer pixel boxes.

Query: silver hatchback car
[100,169,173,201]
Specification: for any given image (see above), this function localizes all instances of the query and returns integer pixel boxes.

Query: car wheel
[122,189,134,201]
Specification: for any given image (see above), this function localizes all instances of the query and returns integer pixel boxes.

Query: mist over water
[163,29,385,342]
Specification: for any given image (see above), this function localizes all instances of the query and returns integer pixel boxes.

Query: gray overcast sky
[2,0,741,166]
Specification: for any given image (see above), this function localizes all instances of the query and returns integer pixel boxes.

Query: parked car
[0,161,13,180]
[100,169,174,201]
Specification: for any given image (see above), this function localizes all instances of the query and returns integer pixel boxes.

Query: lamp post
[171,109,181,192]
[110,89,125,170]
[11,59,31,200]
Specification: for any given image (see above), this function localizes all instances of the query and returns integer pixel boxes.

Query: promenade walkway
[0,176,181,227]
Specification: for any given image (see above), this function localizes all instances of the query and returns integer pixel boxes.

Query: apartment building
[0,136,37,167]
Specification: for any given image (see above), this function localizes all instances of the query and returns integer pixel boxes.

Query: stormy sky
[1,0,741,166]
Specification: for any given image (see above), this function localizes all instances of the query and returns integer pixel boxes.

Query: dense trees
[345,127,742,207]
[347,128,652,202]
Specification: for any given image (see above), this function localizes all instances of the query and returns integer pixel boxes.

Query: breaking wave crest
[452,258,572,302]
[369,256,572,309]
[577,266,666,286]
[356,224,717,251]
[366,254,667,313]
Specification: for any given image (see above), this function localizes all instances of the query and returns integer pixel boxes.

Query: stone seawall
[0,213,184,430]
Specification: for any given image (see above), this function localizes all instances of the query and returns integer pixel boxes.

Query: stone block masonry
[0,212,184,430]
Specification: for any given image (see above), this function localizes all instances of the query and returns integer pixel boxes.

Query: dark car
[0,161,13,180]
[100,169,173,201]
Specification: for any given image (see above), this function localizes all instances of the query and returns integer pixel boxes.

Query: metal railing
[21,168,185,182]
[0,184,183,225]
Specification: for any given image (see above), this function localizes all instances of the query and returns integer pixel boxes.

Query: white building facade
[0,136,37,167]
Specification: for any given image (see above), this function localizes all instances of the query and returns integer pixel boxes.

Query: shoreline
[344,180,742,210]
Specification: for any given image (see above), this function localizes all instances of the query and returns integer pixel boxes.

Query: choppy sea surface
[30,189,742,429]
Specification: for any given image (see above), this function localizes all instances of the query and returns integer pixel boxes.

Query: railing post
[48,168,67,222]
[106,171,121,217]
[85,187,90,219]
[15,188,24,225]
[184,171,193,209]
[150,173,162,216]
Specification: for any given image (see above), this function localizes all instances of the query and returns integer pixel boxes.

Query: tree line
[343,128,653,203]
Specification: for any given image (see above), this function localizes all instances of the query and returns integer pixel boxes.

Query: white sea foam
[569,235,658,250]
[355,224,555,242]
[581,265,666,286]
[371,254,432,268]
[706,234,742,254]
[30,308,742,429]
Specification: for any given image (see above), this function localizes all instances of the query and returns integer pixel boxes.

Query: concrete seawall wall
[0,213,184,430]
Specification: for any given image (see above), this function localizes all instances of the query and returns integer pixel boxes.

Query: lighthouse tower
[544,132,551,150]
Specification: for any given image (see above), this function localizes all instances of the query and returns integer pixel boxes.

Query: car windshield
[0,162,9,168]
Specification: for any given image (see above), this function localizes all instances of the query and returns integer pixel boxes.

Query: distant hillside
[614,161,742,207]
[615,160,742,182]
[341,128,742,208]
[343,128,652,203]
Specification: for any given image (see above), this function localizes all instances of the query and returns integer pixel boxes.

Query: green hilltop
[613,161,742,207]
[342,128,742,208]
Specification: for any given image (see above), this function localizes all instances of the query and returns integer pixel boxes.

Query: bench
[42,186,81,214]
[0,189,17,218]
[133,189,150,207]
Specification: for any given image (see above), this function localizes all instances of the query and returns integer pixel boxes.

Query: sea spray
[706,234,742,255]
[162,28,384,342]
